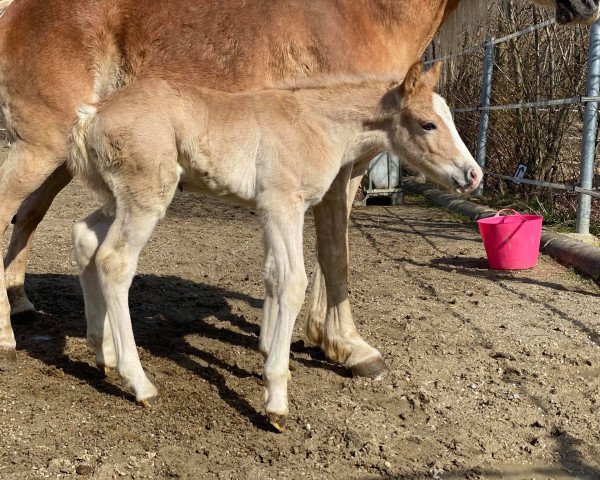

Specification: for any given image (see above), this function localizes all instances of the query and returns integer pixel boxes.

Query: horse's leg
[73,208,116,374]
[259,245,294,383]
[259,246,278,359]
[261,199,307,431]
[5,163,72,318]
[93,205,163,404]
[307,163,388,378]
[0,142,65,362]
[87,139,179,402]
[305,173,365,346]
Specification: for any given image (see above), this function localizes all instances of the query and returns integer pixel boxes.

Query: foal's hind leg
[93,207,163,404]
[307,163,388,378]
[0,143,66,361]
[73,208,116,374]
[261,200,308,431]
[304,175,364,347]
[89,156,179,403]
[5,163,72,318]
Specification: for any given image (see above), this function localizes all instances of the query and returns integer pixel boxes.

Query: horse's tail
[0,0,15,16]
[69,104,114,207]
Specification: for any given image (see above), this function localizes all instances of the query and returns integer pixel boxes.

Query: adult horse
[0,0,598,380]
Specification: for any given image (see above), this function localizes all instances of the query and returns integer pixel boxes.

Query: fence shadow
[352,208,600,346]
[350,208,600,478]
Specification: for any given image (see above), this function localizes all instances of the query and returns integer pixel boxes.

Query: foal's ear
[401,61,424,97]
[424,62,443,89]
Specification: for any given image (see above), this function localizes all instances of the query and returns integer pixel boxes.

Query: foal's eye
[421,122,437,131]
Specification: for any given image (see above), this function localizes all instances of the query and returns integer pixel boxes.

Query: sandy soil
[1,180,600,480]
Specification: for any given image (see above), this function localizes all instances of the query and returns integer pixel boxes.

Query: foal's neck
[272,79,401,169]
[295,78,393,120]
[289,78,397,147]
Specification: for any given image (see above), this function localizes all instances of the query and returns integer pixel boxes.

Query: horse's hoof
[138,396,159,409]
[0,348,17,370]
[10,309,38,325]
[350,356,389,379]
[267,413,287,432]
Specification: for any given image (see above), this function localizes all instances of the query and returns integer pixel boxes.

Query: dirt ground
[1,178,600,480]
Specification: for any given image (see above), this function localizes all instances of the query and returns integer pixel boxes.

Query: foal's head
[385,62,482,194]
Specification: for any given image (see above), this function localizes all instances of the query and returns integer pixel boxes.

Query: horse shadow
[11,273,342,431]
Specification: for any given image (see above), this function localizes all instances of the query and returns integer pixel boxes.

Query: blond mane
[0,0,14,16]
[436,0,490,54]
[270,73,403,92]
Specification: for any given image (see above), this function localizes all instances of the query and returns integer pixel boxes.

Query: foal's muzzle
[452,167,481,194]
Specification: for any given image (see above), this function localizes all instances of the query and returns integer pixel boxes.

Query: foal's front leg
[258,247,278,359]
[261,200,308,431]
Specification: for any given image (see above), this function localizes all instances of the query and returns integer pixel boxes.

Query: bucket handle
[494,209,526,222]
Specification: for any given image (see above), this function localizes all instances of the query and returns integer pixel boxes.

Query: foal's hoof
[97,364,112,378]
[138,396,159,409]
[0,348,17,370]
[350,356,389,380]
[267,413,287,433]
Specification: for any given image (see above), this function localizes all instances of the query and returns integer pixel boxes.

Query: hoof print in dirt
[75,464,94,476]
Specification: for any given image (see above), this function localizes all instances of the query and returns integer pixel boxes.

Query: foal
[69,61,480,430]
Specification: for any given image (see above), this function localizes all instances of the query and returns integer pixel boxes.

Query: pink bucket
[477,209,543,270]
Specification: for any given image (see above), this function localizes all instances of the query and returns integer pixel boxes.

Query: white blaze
[432,93,475,165]
[432,93,482,189]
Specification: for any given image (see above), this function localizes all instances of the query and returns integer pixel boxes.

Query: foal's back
[77,78,346,206]
[92,78,331,158]
[81,67,482,208]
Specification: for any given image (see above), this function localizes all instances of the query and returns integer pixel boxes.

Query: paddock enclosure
[1,141,600,478]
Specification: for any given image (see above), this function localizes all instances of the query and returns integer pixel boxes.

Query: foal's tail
[69,104,114,206]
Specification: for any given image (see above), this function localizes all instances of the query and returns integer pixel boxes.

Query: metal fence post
[475,40,495,196]
[576,20,600,235]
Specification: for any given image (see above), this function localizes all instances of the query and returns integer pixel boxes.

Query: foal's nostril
[468,168,479,185]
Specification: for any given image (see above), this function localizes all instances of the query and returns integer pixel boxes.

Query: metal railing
[424,18,600,235]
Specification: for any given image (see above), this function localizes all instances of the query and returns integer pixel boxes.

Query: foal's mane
[270,73,403,93]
